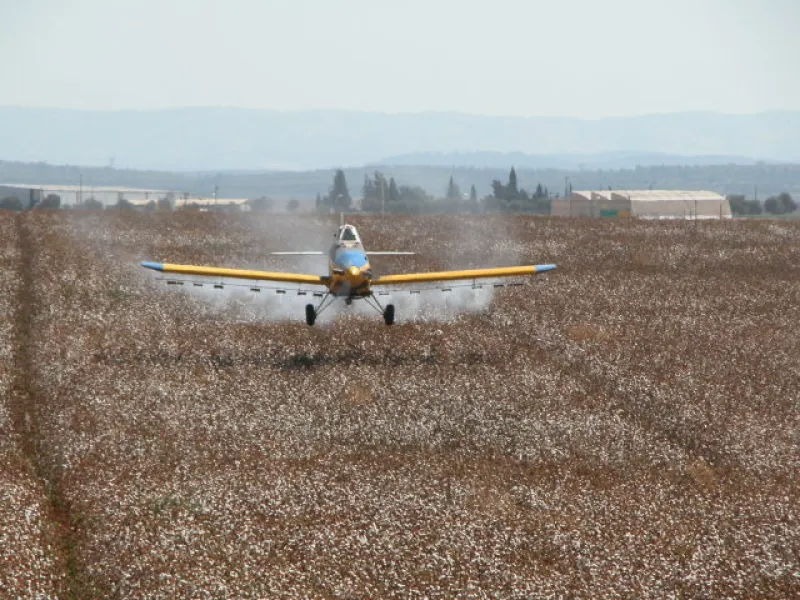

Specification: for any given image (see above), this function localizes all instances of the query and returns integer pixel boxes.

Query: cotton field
[1,211,798,599]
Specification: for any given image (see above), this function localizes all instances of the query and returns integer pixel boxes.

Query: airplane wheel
[383,304,395,326]
[305,304,316,326]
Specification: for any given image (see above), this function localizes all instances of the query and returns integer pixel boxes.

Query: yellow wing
[140,261,327,285]
[371,264,555,286]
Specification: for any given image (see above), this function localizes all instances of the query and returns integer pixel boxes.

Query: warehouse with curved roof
[552,190,732,219]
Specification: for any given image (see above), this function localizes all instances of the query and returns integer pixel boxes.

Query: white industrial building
[0,183,253,211]
[552,190,732,219]
[0,183,175,208]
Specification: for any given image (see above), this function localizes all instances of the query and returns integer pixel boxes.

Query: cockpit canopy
[338,225,362,245]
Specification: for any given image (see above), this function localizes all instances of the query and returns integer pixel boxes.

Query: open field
[1,211,798,598]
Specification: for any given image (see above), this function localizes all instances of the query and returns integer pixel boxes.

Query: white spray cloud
[387,285,495,324]
[176,214,336,324]
[141,214,534,326]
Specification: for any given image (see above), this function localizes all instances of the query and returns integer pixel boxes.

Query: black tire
[305,304,316,326]
[383,304,395,326]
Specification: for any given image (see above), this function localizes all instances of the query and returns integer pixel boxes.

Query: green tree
[40,193,61,209]
[764,196,779,214]
[778,192,797,213]
[446,176,461,200]
[763,193,795,215]
[507,167,519,200]
[388,177,400,203]
[462,184,479,213]
[249,196,274,212]
[491,180,505,201]
[82,197,103,210]
[0,196,23,211]
[728,194,762,216]
[115,196,134,210]
[328,169,351,210]
[487,168,522,207]
[729,195,746,215]
[397,185,431,213]
[532,194,551,214]
[157,196,173,211]
[361,175,378,212]
[361,171,389,212]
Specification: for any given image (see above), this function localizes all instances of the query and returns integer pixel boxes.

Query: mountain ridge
[373,150,775,170]
[1,106,798,171]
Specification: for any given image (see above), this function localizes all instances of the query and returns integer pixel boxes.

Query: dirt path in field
[9,214,85,599]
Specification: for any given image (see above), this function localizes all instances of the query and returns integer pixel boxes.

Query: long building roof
[571,189,726,202]
[611,190,725,201]
[572,190,614,201]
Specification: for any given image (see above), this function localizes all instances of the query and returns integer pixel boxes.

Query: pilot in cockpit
[341,227,357,241]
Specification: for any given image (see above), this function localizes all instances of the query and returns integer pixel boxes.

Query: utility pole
[565,176,571,216]
[213,184,219,207]
[79,173,83,206]
[381,177,385,215]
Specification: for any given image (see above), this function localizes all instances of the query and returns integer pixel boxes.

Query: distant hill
[1,107,799,171]
[375,151,767,170]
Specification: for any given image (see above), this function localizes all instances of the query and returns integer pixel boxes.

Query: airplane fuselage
[327,237,372,297]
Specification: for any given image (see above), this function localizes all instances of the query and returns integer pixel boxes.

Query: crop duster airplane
[141,220,556,325]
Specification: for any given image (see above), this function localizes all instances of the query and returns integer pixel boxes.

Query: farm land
[0,211,798,598]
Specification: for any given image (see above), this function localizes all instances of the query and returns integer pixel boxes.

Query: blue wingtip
[536,264,557,272]
[140,261,164,272]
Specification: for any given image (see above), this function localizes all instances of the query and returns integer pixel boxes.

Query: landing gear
[305,303,316,326]
[306,293,396,326]
[365,293,395,326]
[305,293,335,327]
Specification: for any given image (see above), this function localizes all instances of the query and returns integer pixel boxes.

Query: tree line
[727,192,797,216]
[1,167,796,216]
[312,168,551,215]
[2,159,800,204]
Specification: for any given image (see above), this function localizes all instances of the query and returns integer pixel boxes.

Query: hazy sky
[1,0,798,118]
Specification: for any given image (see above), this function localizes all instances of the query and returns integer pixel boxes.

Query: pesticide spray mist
[141,213,528,326]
